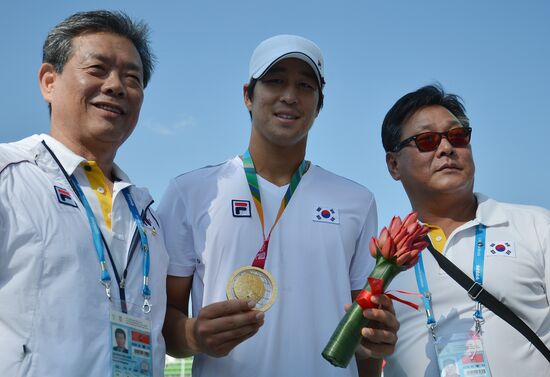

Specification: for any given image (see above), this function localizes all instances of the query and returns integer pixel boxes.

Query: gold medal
[226,266,277,311]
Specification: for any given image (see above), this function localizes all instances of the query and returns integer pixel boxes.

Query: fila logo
[232,200,251,217]
[54,186,77,208]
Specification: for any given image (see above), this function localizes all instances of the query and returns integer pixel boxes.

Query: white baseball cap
[248,34,325,88]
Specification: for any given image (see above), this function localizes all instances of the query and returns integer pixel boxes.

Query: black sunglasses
[392,127,472,152]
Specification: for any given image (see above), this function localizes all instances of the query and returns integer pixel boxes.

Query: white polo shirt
[159,156,377,377]
[0,135,169,376]
[383,194,550,377]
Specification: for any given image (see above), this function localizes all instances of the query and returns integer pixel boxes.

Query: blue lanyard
[414,254,436,334]
[70,175,112,297]
[70,175,152,313]
[472,225,486,324]
[122,189,152,313]
[414,224,486,336]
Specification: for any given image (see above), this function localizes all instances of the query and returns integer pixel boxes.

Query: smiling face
[386,105,475,200]
[39,32,144,155]
[244,58,320,149]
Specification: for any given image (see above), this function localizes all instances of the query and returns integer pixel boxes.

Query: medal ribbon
[414,224,486,332]
[241,149,309,269]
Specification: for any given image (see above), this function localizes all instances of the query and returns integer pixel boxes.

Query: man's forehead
[405,105,460,127]
[71,32,143,69]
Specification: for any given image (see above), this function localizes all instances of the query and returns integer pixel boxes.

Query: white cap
[248,34,325,88]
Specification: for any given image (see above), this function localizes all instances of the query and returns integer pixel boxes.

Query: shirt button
[97,187,105,194]
[435,236,443,241]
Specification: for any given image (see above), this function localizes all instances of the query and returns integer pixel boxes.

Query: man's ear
[39,63,57,103]
[386,152,401,181]
[243,83,252,111]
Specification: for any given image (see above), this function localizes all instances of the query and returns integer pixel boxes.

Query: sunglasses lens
[448,128,471,147]
[415,133,441,151]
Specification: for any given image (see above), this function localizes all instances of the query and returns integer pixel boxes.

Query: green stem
[321,256,402,368]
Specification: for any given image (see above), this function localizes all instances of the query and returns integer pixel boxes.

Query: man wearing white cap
[160,35,398,376]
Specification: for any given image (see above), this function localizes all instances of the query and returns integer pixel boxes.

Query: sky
[2,0,549,225]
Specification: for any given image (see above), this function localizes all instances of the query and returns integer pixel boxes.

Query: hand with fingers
[354,294,400,360]
[191,299,265,357]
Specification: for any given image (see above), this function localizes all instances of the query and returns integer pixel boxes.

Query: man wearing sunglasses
[380,85,550,377]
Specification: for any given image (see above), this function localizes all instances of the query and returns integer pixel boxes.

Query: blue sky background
[2,1,549,225]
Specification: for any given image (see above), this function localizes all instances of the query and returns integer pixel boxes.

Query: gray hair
[43,10,155,88]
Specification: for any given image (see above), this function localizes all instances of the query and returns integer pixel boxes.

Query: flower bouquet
[321,212,428,368]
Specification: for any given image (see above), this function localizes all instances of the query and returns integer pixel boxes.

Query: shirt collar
[474,192,508,227]
[40,134,132,186]
[40,134,85,176]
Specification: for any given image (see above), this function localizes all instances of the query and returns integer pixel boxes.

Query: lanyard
[414,253,436,338]
[472,225,486,331]
[122,189,152,313]
[241,149,309,269]
[70,176,152,313]
[414,224,486,337]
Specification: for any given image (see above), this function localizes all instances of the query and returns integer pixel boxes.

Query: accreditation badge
[226,266,277,311]
[110,301,153,377]
[434,331,492,377]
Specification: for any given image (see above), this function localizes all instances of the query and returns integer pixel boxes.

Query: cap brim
[252,52,324,88]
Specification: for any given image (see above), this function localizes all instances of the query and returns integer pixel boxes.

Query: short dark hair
[246,77,324,120]
[114,328,126,338]
[43,10,155,88]
[381,84,469,152]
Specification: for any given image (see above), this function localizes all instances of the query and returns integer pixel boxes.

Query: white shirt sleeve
[0,173,6,262]
[349,194,378,291]
[542,214,550,304]
[157,178,196,277]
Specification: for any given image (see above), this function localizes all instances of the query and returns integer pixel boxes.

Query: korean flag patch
[54,186,78,208]
[313,206,340,224]
[487,241,516,258]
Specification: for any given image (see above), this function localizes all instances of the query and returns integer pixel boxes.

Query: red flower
[369,212,429,269]
[323,211,428,368]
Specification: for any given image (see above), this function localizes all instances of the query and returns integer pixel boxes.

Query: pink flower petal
[381,236,394,259]
[379,227,389,246]
[388,216,402,238]
[393,227,408,245]
[369,237,378,257]
[402,212,418,228]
